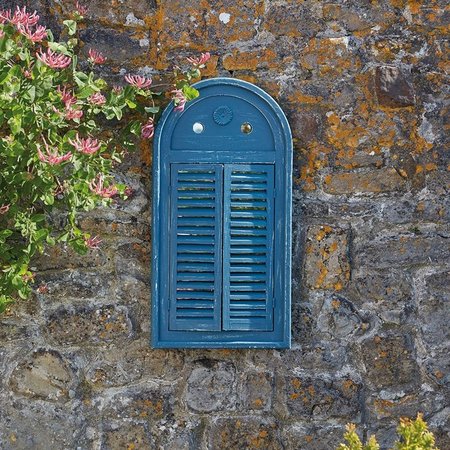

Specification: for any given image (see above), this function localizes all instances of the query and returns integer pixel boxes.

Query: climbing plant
[0,4,210,312]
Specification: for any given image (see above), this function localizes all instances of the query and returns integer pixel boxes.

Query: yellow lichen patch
[288,92,323,105]
[223,51,259,71]
[296,141,331,191]
[253,398,264,408]
[326,112,368,150]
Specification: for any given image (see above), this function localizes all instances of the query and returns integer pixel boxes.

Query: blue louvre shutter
[222,164,275,331]
[169,164,223,331]
[152,78,292,348]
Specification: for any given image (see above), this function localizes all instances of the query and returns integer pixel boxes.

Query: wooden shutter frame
[152,78,292,348]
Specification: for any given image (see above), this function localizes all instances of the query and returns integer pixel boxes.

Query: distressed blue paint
[152,77,292,349]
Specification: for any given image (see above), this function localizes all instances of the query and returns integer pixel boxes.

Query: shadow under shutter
[222,164,275,331]
[169,164,223,331]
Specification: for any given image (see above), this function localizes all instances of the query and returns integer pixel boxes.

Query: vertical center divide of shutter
[169,164,223,331]
[222,164,275,332]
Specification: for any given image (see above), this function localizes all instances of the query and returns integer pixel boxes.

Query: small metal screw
[193,122,204,134]
[241,122,252,134]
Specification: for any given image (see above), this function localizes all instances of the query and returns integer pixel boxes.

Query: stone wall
[1,1,449,449]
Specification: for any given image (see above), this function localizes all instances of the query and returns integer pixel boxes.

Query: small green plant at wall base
[0,4,209,313]
[337,414,439,450]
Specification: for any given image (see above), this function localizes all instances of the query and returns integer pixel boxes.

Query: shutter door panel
[222,164,275,331]
[169,164,223,331]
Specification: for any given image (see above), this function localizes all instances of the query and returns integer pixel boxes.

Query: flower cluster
[0,6,47,42]
[69,134,101,155]
[172,89,187,112]
[89,175,118,198]
[0,1,209,315]
[88,92,106,106]
[141,118,155,139]
[85,235,102,249]
[88,48,106,65]
[125,74,152,89]
[187,52,211,67]
[37,138,72,165]
[37,48,71,69]
[57,85,83,120]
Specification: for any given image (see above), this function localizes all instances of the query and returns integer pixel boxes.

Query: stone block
[286,374,361,421]
[0,397,86,450]
[360,333,419,389]
[353,226,450,269]
[45,305,132,345]
[100,388,171,423]
[316,295,366,339]
[323,168,406,195]
[375,66,415,107]
[9,349,74,403]
[185,360,236,413]
[418,270,450,346]
[150,419,203,450]
[209,417,281,450]
[241,371,274,412]
[349,269,413,324]
[34,269,114,302]
[101,423,152,450]
[86,343,184,388]
[79,27,147,63]
[305,225,350,291]
[282,423,346,450]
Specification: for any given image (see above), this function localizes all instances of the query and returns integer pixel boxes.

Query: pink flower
[89,175,118,198]
[37,138,72,165]
[171,89,187,112]
[69,134,101,155]
[37,48,71,69]
[85,235,102,249]
[88,92,106,105]
[37,283,49,294]
[65,107,83,121]
[22,273,34,283]
[0,10,12,24]
[0,204,10,214]
[112,85,123,94]
[88,48,106,64]
[18,24,47,42]
[187,52,211,67]
[57,85,77,108]
[22,65,33,78]
[124,186,134,197]
[10,6,39,27]
[124,74,152,89]
[141,118,155,139]
[75,2,88,16]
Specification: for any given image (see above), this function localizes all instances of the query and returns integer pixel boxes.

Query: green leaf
[130,121,141,136]
[182,85,199,101]
[144,106,160,114]
[47,41,72,56]
[63,20,77,36]
[8,115,22,135]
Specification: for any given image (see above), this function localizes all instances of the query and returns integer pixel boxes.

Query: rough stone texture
[0,0,449,449]
[305,225,350,290]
